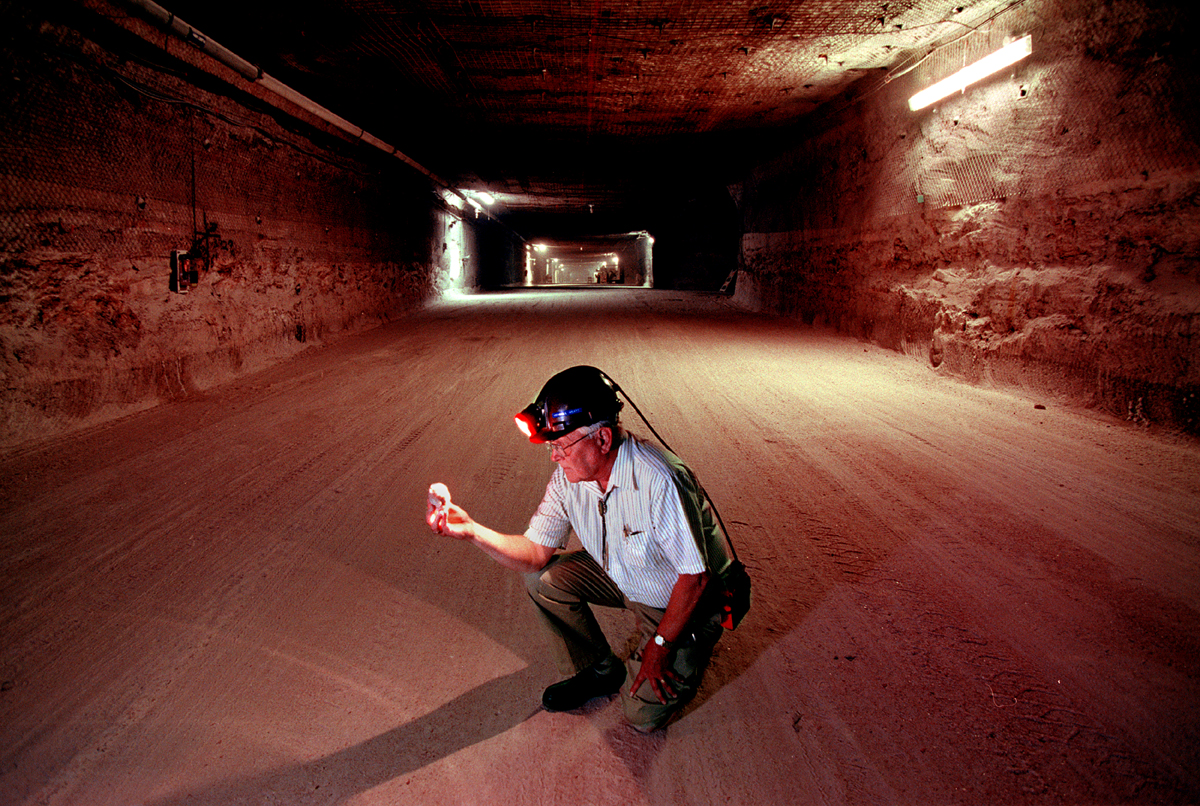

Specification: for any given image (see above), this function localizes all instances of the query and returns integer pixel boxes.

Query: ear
[596,426,615,454]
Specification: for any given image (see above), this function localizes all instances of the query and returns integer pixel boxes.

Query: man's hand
[426,483,473,540]
[630,639,683,704]
[427,482,450,524]
[423,485,554,572]
[429,501,475,539]
[628,572,708,704]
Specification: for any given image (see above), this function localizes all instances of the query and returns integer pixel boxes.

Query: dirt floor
[2,288,1198,805]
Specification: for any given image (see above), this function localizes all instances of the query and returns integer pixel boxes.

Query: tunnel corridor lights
[908,35,1032,111]
[453,189,495,218]
[462,189,494,207]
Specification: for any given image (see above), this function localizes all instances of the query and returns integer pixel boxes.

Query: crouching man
[427,366,733,732]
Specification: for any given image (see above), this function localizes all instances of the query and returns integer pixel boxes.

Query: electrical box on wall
[170,249,198,293]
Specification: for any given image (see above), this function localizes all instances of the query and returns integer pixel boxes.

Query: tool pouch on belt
[716,559,752,630]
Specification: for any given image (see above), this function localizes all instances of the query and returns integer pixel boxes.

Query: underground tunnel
[1,0,1199,803]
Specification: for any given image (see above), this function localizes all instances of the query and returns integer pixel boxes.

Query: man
[427,365,733,732]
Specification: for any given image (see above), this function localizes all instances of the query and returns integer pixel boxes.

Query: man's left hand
[630,639,682,704]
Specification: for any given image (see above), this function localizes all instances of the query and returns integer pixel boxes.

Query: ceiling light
[908,35,1032,111]
[475,191,495,205]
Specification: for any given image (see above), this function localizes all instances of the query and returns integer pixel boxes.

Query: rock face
[736,0,1200,433]
[0,4,444,448]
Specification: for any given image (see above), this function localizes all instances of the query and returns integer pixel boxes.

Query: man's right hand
[424,486,553,572]
[429,501,474,540]
[427,482,469,538]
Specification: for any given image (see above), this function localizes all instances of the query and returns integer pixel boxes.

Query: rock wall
[735,0,1200,433]
[0,1,445,449]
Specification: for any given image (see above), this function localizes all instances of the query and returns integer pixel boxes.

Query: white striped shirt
[525,434,711,609]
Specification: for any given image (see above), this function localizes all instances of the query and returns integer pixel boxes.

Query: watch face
[654,634,666,646]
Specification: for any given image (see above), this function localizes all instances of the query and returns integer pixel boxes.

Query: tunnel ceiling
[147,0,1017,229]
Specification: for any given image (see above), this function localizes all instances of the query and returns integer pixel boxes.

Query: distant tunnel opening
[521,232,654,288]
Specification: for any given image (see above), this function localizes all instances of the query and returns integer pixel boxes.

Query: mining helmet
[514,365,623,444]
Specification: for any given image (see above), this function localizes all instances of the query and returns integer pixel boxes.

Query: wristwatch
[653,633,672,648]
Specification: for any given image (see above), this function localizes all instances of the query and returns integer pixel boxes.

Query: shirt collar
[571,433,639,497]
[607,434,639,493]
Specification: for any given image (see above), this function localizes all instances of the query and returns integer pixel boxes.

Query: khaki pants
[524,550,722,731]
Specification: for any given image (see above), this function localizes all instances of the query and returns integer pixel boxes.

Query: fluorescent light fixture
[475,191,495,205]
[908,35,1032,111]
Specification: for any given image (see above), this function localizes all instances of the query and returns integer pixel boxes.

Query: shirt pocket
[620,521,665,568]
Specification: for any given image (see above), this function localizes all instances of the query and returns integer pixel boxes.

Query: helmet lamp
[513,366,623,444]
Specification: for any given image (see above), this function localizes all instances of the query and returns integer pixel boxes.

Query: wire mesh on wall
[0,4,399,261]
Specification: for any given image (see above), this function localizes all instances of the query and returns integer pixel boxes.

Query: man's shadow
[149,558,799,805]
[148,666,542,806]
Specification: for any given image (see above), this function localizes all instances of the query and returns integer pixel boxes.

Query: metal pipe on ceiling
[117,0,469,207]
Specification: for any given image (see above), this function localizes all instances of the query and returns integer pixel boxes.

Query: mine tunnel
[2,1,1199,804]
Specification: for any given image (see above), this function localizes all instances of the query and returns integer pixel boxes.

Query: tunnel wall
[0,1,446,449]
[735,0,1200,433]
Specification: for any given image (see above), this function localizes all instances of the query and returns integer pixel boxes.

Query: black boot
[542,655,626,712]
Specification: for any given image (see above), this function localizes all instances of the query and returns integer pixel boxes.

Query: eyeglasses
[546,429,598,458]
